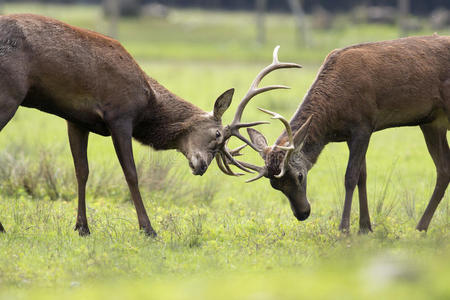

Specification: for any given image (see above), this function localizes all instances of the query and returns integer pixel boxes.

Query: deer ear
[293,115,313,149]
[247,128,269,158]
[213,88,234,120]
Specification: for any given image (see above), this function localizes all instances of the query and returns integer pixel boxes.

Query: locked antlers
[220,111,313,182]
[216,46,302,176]
[258,109,313,178]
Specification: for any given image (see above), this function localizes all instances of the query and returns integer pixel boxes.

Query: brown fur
[267,35,450,232]
[0,14,205,146]
[0,14,230,236]
[275,35,450,165]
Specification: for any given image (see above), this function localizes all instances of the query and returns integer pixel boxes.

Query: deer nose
[198,160,208,175]
[192,159,208,176]
[294,209,310,221]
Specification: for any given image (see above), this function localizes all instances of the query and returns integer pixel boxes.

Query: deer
[0,14,300,236]
[219,35,450,233]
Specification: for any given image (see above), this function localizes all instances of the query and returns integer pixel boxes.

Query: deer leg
[357,158,372,233]
[416,124,450,231]
[68,122,91,236]
[109,121,156,237]
[0,94,22,233]
[339,132,371,233]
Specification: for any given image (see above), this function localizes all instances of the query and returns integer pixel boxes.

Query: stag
[222,35,450,233]
[0,14,300,236]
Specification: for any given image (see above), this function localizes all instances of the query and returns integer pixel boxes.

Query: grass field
[0,4,449,299]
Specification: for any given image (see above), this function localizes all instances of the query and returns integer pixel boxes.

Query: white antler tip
[257,107,275,116]
[273,45,280,63]
[275,145,294,151]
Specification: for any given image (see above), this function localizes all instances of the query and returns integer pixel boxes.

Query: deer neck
[133,78,206,150]
[276,94,336,169]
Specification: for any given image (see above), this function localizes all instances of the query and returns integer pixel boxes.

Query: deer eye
[215,130,221,139]
[298,173,303,182]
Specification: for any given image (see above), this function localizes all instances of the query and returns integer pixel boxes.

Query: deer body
[2,14,146,135]
[0,15,299,236]
[288,35,449,144]
[244,35,449,232]
[2,14,204,141]
[0,14,240,236]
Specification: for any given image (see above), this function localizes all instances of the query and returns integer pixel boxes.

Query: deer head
[218,104,314,221]
[177,88,235,176]
[246,112,313,221]
[177,46,301,176]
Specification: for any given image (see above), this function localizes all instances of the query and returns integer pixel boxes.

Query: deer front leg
[109,121,157,237]
[357,158,372,233]
[0,92,22,233]
[68,122,91,236]
[340,132,371,233]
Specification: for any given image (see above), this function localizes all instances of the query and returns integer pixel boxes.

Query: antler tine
[245,170,267,183]
[219,148,268,183]
[239,157,268,183]
[258,108,294,150]
[234,159,265,173]
[232,131,263,152]
[229,45,302,128]
[215,153,244,176]
[220,146,254,174]
[247,45,302,91]
[215,154,234,176]
[273,45,280,64]
[216,142,269,181]
[228,144,247,156]
[257,107,294,179]
[235,121,270,129]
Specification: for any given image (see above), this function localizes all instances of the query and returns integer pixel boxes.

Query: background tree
[255,0,267,45]
[398,0,411,36]
[287,0,309,46]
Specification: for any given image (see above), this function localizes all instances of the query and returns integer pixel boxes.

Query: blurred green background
[0,2,449,299]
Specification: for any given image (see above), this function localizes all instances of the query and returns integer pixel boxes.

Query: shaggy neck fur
[133,77,206,150]
[273,52,345,170]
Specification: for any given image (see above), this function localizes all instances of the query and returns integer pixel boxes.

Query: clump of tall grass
[158,210,207,248]
[0,145,74,200]
[0,143,221,207]
[192,178,220,206]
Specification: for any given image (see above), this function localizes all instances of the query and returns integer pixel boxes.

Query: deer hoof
[358,221,372,234]
[358,226,372,235]
[142,226,157,238]
[74,223,91,236]
[415,225,428,232]
[338,220,350,234]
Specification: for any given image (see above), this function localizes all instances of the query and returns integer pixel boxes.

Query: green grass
[3,3,449,64]
[0,4,449,299]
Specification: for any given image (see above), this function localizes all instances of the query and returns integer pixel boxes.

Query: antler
[215,144,247,176]
[216,144,269,182]
[257,110,313,179]
[258,108,294,178]
[218,45,302,174]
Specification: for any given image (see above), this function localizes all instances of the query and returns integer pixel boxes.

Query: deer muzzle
[293,206,311,221]
[189,154,209,176]
[289,197,311,221]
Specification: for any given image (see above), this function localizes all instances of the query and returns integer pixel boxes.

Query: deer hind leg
[68,122,91,236]
[0,91,25,233]
[340,131,371,233]
[416,123,450,231]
